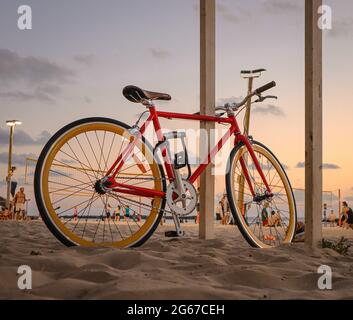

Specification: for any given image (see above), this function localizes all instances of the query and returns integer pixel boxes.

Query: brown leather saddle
[123,85,171,103]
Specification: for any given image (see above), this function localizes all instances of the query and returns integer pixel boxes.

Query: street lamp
[5,120,22,214]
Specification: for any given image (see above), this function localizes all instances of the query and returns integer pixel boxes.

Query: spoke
[65,141,97,182]
[111,216,126,241]
[49,169,90,187]
[104,131,117,172]
[119,168,152,185]
[95,130,109,175]
[92,205,105,243]
[58,196,98,217]
[52,184,94,206]
[62,193,99,225]
[116,150,143,175]
[85,132,103,175]
[54,152,97,181]
[118,198,143,230]
[71,193,98,232]
[111,197,134,236]
[111,136,128,174]
[49,181,92,194]
[75,136,99,179]
[81,193,99,238]
[255,204,265,242]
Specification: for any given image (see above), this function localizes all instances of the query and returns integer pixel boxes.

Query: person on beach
[73,206,78,222]
[13,187,26,220]
[261,202,270,226]
[220,195,228,225]
[105,204,112,222]
[268,210,281,227]
[114,206,121,222]
[125,205,130,222]
[340,206,348,228]
[216,201,222,223]
[328,210,336,227]
[343,202,353,229]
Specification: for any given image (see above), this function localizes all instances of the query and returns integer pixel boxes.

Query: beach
[0,220,353,300]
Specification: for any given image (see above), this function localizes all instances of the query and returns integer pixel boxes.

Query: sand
[0,220,353,300]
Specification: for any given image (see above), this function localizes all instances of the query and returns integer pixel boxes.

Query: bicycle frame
[105,105,273,199]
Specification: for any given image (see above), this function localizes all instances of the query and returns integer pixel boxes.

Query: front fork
[236,135,273,201]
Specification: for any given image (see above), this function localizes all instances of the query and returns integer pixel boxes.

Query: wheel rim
[230,144,296,248]
[40,122,163,247]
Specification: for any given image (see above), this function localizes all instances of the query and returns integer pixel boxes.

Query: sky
[1,0,353,215]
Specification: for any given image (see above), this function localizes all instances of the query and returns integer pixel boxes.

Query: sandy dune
[0,220,353,300]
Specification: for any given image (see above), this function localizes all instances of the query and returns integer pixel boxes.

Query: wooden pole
[199,0,215,239]
[305,0,323,246]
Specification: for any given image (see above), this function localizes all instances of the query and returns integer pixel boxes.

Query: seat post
[240,69,266,135]
[244,77,254,136]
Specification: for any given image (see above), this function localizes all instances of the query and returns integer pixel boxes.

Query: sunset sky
[1,0,353,214]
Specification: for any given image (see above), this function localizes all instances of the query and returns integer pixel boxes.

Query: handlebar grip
[241,68,266,75]
[254,81,276,95]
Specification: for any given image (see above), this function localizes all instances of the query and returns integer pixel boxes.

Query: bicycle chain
[115,176,168,181]
[108,192,174,215]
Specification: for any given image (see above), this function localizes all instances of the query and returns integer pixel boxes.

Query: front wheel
[34,117,166,248]
[226,140,297,248]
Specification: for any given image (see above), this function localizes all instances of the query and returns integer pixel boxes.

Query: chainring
[166,179,198,216]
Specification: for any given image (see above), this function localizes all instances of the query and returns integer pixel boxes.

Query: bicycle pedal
[165,231,179,237]
[165,230,185,238]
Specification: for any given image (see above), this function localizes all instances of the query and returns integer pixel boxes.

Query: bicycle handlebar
[215,81,277,113]
[254,81,276,95]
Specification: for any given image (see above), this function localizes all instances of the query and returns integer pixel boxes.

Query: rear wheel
[226,141,297,248]
[35,117,166,248]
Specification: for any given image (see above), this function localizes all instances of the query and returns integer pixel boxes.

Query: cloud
[0,48,75,86]
[0,128,51,146]
[0,90,55,104]
[74,54,95,65]
[322,163,341,170]
[150,49,171,60]
[295,162,305,169]
[0,152,37,166]
[36,84,62,95]
[252,104,285,117]
[249,162,289,171]
[216,96,243,106]
[0,49,74,104]
[295,162,341,170]
[264,0,302,14]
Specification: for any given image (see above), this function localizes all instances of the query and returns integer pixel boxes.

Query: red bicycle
[35,77,297,248]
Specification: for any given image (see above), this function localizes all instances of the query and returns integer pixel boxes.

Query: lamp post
[5,120,22,214]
